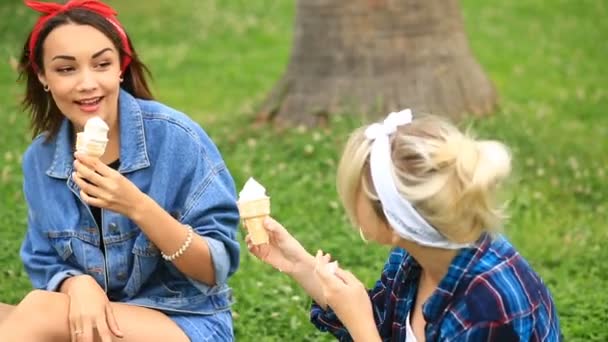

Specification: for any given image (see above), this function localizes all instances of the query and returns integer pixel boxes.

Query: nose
[75,68,98,92]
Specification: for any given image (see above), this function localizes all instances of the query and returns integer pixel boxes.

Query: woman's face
[355,192,394,245]
[38,23,122,132]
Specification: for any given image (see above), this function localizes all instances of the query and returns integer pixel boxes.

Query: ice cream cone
[76,132,107,158]
[76,132,85,152]
[237,197,270,245]
[76,117,109,159]
[83,138,108,158]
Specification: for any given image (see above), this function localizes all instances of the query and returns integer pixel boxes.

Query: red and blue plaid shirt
[311,234,562,341]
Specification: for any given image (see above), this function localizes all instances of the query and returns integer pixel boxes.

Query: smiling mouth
[74,96,103,105]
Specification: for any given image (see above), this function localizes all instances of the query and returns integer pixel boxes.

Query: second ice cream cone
[244,216,269,245]
[238,197,270,245]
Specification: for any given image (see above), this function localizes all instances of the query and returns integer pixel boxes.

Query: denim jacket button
[109,222,119,233]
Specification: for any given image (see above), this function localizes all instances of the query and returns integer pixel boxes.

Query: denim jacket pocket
[125,233,161,297]
[131,232,160,257]
[45,231,102,277]
[48,237,74,261]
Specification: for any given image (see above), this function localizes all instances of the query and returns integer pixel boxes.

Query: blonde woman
[248,110,562,341]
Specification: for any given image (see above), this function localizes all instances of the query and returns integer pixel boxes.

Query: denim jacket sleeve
[20,177,84,292]
[163,119,240,294]
[176,151,240,294]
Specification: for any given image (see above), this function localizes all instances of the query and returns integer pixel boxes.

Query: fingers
[246,234,271,260]
[334,267,359,284]
[314,250,334,282]
[326,261,339,275]
[70,327,80,342]
[315,250,348,288]
[105,304,124,338]
[95,317,113,342]
[81,319,94,342]
[263,217,288,235]
[73,159,104,185]
[79,188,106,208]
[245,234,257,251]
[69,312,82,342]
[74,152,114,177]
[73,172,105,199]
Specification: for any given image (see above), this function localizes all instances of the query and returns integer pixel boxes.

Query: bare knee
[0,302,15,323]
[14,290,70,339]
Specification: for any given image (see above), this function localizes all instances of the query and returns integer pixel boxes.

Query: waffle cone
[76,132,107,158]
[76,132,84,152]
[237,197,270,245]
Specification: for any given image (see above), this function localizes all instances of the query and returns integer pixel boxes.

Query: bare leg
[0,303,14,324]
[0,290,191,342]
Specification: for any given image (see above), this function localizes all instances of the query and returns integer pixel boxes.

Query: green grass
[1,0,606,340]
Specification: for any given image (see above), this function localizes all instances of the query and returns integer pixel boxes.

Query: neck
[396,239,459,285]
[102,119,120,164]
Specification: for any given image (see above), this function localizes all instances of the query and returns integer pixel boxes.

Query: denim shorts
[169,310,234,341]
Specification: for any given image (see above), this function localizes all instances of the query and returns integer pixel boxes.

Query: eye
[96,61,112,69]
[56,66,74,73]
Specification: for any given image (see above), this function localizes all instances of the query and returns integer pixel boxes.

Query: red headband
[25,0,133,73]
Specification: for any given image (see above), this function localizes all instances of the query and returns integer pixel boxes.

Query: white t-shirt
[406,312,418,342]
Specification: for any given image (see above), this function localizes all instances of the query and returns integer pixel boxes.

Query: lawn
[0,0,606,340]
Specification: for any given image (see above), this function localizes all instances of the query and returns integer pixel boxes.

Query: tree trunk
[257,0,498,126]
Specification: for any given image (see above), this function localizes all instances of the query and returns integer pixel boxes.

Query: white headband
[365,109,471,249]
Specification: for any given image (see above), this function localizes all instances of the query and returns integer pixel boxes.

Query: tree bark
[258,0,498,126]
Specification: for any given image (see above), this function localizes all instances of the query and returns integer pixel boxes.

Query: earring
[119,76,124,83]
[358,227,369,243]
[43,84,49,92]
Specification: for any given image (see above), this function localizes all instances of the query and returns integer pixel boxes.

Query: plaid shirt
[311,234,562,341]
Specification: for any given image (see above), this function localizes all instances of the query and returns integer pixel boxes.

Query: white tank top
[406,312,418,342]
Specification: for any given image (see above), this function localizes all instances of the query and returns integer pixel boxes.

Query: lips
[74,96,103,113]
[75,96,103,105]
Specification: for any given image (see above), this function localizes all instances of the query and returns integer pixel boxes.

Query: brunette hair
[19,8,153,140]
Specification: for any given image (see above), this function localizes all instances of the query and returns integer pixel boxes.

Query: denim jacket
[20,89,240,315]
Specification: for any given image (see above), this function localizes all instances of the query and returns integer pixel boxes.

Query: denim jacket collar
[46,89,150,179]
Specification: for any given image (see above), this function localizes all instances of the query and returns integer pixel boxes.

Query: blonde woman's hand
[72,152,144,219]
[246,217,311,275]
[314,251,380,341]
[61,275,123,342]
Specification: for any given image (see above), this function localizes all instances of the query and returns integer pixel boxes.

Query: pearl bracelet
[161,225,194,261]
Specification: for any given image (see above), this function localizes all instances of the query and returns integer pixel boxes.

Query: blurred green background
[0,0,606,340]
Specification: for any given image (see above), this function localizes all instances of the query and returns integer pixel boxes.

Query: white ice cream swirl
[238,177,267,201]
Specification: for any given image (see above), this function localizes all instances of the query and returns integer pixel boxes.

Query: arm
[248,218,406,341]
[130,195,218,285]
[131,166,239,287]
[247,218,328,306]
[286,252,327,307]
[309,248,407,341]
[73,153,239,287]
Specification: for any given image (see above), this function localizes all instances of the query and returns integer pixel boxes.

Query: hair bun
[473,140,512,188]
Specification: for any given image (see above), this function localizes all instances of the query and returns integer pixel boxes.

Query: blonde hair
[336,115,511,244]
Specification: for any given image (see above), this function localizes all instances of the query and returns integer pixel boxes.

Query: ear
[37,72,47,88]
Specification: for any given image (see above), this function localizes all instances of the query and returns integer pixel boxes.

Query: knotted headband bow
[365,109,471,249]
[25,0,132,73]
